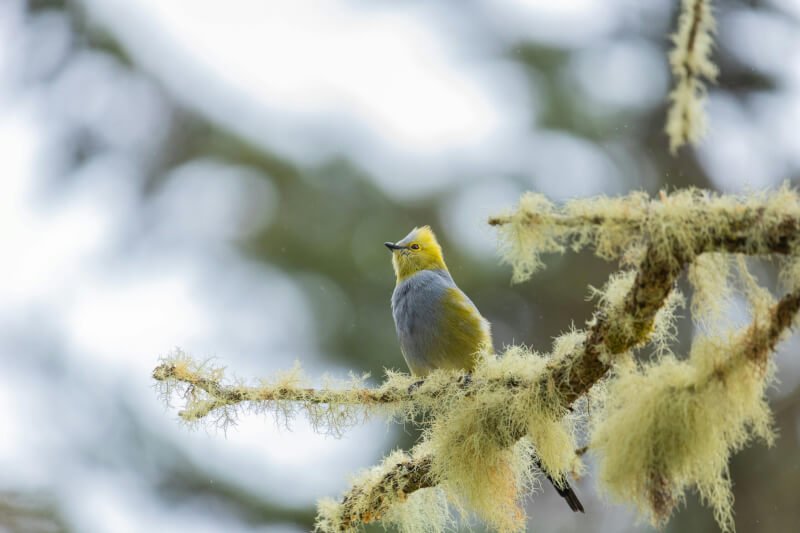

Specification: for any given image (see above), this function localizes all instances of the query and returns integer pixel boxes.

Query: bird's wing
[434,287,493,371]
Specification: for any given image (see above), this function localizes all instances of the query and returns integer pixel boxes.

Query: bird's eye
[410,243,420,250]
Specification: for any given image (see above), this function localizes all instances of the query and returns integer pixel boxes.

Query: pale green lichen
[493,193,565,283]
[315,448,452,533]
[734,256,774,320]
[424,347,577,531]
[592,332,775,532]
[154,348,394,436]
[551,327,587,360]
[381,488,452,533]
[665,0,718,153]
[688,253,733,331]
[779,253,800,293]
[587,269,637,316]
[495,186,800,283]
[589,215,789,532]
[650,289,686,358]
[586,269,639,361]
[311,346,582,533]
[586,267,683,360]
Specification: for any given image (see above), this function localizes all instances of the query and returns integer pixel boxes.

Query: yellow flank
[436,287,492,372]
[391,226,448,282]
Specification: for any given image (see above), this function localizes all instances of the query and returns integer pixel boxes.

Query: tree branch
[331,208,798,530]
[152,191,800,532]
[153,362,407,420]
[152,360,552,423]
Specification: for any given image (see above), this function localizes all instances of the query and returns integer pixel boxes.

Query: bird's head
[385,226,447,281]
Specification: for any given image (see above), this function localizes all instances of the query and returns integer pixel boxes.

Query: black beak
[384,242,404,251]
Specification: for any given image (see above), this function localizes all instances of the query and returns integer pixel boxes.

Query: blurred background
[1,0,799,531]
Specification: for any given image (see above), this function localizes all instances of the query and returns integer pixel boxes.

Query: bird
[385,225,585,513]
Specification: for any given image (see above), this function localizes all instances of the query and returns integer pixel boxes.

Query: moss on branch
[594,287,800,531]
[491,187,799,282]
[665,0,718,153]
[153,188,800,533]
[320,189,799,532]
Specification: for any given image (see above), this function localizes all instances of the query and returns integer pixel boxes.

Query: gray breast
[390,269,456,375]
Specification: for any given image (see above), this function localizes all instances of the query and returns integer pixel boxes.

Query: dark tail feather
[547,474,585,513]
[534,458,585,513]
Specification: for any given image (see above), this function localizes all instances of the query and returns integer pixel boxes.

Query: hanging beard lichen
[426,348,578,531]
[592,332,775,532]
[315,347,581,533]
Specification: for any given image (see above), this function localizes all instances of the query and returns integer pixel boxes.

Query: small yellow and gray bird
[385,225,584,513]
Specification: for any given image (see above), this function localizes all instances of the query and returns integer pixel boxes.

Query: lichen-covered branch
[153,354,562,426]
[665,0,718,153]
[594,286,800,532]
[497,188,799,403]
[745,286,800,366]
[153,189,800,533]
[327,279,800,533]
[318,453,436,532]
[319,191,799,532]
[153,357,411,422]
[491,188,799,282]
